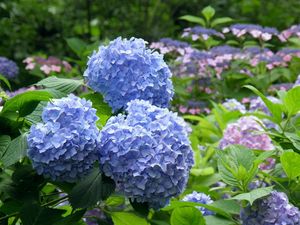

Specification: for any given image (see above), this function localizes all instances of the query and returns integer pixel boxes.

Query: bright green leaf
[283,86,300,116]
[205,215,235,225]
[0,74,11,90]
[211,17,233,27]
[111,212,149,225]
[171,207,205,225]
[231,186,273,205]
[179,15,206,26]
[201,6,215,22]
[281,151,300,179]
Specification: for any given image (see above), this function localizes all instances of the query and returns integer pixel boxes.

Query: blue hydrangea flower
[240,191,300,224]
[182,191,215,216]
[27,94,100,182]
[0,57,19,79]
[222,99,246,113]
[84,37,174,112]
[98,100,194,208]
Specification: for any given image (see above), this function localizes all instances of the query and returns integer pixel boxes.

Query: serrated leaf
[1,133,27,167]
[201,6,215,22]
[36,76,83,95]
[179,15,206,26]
[111,212,150,225]
[283,86,300,116]
[65,38,87,58]
[20,203,65,225]
[281,151,300,180]
[170,207,205,225]
[231,186,273,205]
[211,17,233,27]
[0,135,10,158]
[1,90,52,117]
[69,168,115,209]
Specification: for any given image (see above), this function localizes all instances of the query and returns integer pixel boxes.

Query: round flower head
[222,99,246,113]
[98,100,194,208]
[84,37,174,112]
[219,116,274,151]
[27,94,100,182]
[240,191,300,224]
[182,191,214,216]
[0,57,19,79]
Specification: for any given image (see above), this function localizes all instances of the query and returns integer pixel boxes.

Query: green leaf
[111,212,149,225]
[25,102,47,124]
[231,186,273,205]
[0,74,11,90]
[0,135,10,159]
[284,132,300,150]
[244,85,283,123]
[283,86,300,116]
[211,17,233,27]
[201,6,215,22]
[179,15,206,26]
[1,90,52,117]
[81,92,112,127]
[20,203,65,225]
[205,215,235,225]
[105,195,125,207]
[281,151,300,179]
[1,133,27,167]
[170,207,205,225]
[69,168,115,209]
[65,38,87,58]
[36,76,83,96]
[210,200,240,215]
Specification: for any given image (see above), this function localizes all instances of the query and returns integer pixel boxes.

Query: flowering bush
[98,99,193,208]
[84,37,174,112]
[27,94,100,182]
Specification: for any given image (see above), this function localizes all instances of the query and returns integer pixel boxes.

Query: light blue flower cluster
[182,191,215,216]
[27,94,100,182]
[222,99,246,113]
[240,191,300,224]
[249,96,281,115]
[98,100,194,208]
[84,37,174,112]
[0,56,19,79]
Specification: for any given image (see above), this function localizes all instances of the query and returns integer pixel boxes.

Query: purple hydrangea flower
[182,191,215,216]
[268,83,294,92]
[150,38,191,55]
[219,116,274,151]
[27,94,100,182]
[84,37,174,112]
[249,96,281,116]
[222,99,246,113]
[98,100,194,208]
[0,57,19,79]
[240,191,300,224]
